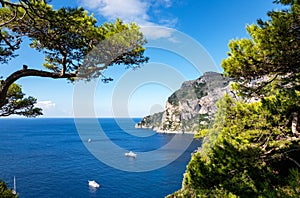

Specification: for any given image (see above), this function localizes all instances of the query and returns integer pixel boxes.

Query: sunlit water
[0,118,200,198]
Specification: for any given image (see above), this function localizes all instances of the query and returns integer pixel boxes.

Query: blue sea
[0,118,201,198]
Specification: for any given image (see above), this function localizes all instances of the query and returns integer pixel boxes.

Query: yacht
[125,151,137,158]
[88,180,100,188]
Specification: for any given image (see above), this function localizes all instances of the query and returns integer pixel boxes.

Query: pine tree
[169,1,300,197]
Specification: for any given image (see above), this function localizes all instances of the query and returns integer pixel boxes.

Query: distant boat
[125,151,137,158]
[88,138,92,143]
[12,176,16,195]
[88,180,100,188]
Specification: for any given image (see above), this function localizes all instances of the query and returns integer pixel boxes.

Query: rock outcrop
[135,72,232,133]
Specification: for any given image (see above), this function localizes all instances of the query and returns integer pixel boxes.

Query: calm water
[0,118,200,198]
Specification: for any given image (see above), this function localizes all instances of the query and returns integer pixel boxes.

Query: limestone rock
[135,72,232,133]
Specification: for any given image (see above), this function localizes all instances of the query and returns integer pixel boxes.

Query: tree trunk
[0,67,76,108]
[292,112,299,136]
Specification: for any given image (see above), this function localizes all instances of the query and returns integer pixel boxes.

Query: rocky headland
[135,72,233,133]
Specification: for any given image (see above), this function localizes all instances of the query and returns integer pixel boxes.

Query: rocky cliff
[135,72,232,133]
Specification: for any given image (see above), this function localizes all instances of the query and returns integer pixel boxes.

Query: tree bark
[0,67,77,107]
[292,112,299,136]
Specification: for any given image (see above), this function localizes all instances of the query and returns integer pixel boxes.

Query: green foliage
[177,93,300,197]
[137,112,163,128]
[0,82,42,117]
[171,1,300,197]
[0,2,21,64]
[222,2,300,98]
[0,29,20,64]
[182,113,210,132]
[273,0,300,5]
[0,0,148,116]
[0,179,18,198]
[167,78,207,106]
[0,1,148,81]
[167,92,179,106]
[81,19,148,81]
[167,72,229,106]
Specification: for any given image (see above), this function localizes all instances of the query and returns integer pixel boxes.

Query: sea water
[0,118,200,198]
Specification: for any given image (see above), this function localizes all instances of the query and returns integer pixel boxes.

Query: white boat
[88,138,92,143]
[125,151,137,158]
[88,180,100,188]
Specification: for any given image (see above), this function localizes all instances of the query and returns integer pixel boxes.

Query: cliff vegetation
[136,72,232,133]
[168,0,300,197]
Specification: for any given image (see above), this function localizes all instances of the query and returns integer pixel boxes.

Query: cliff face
[135,72,232,133]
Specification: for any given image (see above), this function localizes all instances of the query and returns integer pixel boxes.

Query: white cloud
[78,0,178,40]
[154,0,173,8]
[36,100,56,109]
[80,0,150,23]
[140,25,174,40]
[159,18,178,27]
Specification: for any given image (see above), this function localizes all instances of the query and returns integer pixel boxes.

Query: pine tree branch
[0,66,77,108]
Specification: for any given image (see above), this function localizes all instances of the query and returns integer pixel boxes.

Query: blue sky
[2,0,282,117]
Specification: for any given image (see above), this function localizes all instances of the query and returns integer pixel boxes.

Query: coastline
[156,130,195,134]
[135,124,195,134]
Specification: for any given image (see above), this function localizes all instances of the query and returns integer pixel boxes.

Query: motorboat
[125,151,137,158]
[88,180,100,188]
[88,138,92,143]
